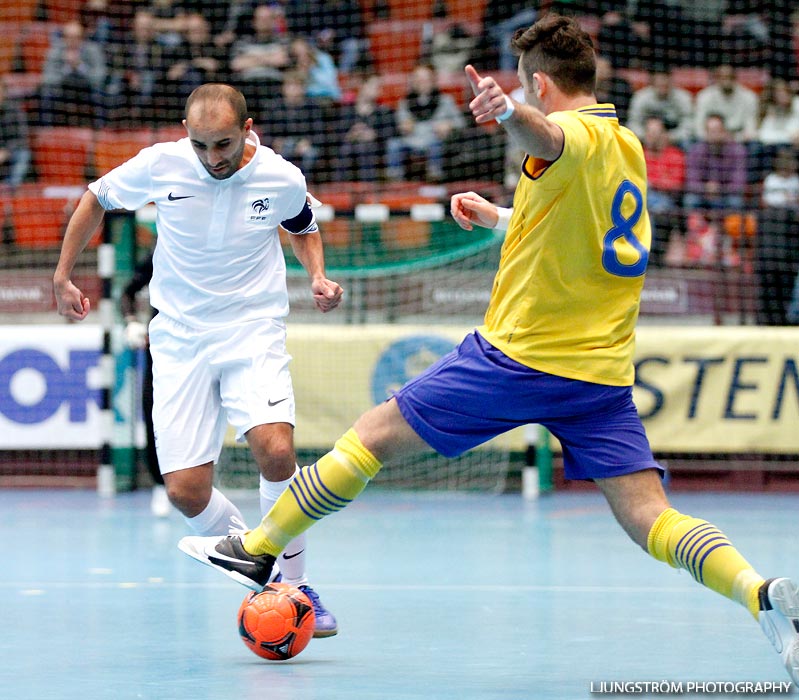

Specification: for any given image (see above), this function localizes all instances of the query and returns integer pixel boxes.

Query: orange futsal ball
[237,583,316,660]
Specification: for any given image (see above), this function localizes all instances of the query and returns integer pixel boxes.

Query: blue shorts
[394,331,662,481]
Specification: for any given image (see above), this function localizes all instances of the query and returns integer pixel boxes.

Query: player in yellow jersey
[179,15,799,685]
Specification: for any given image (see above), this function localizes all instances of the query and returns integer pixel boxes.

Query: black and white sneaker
[178,534,277,591]
[759,577,799,687]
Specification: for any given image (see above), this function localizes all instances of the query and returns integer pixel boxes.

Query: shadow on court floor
[0,488,796,699]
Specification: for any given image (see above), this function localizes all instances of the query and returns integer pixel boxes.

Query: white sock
[184,487,247,536]
[260,470,308,587]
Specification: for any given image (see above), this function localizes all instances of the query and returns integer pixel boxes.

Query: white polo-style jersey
[89,130,309,329]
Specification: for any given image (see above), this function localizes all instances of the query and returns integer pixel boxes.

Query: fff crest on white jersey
[249,197,271,221]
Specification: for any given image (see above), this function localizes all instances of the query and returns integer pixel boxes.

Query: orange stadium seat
[375,72,409,107]
[42,0,84,23]
[31,127,94,184]
[94,129,154,174]
[736,67,769,94]
[319,218,358,247]
[385,0,433,20]
[10,195,71,248]
[4,0,38,22]
[381,219,430,249]
[367,20,425,73]
[154,125,187,143]
[357,0,377,23]
[444,0,488,26]
[671,67,710,95]
[0,29,20,75]
[618,68,650,92]
[20,23,56,74]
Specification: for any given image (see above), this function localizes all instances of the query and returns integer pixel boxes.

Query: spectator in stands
[762,148,799,209]
[106,10,170,125]
[642,116,685,266]
[0,80,31,188]
[474,0,537,71]
[174,0,235,37]
[694,64,759,143]
[333,75,395,182]
[766,2,798,83]
[674,1,725,67]
[684,113,747,212]
[289,36,341,103]
[756,147,799,325]
[229,4,291,95]
[594,55,633,125]
[144,0,185,46]
[751,78,799,182]
[284,0,368,74]
[597,7,648,70]
[79,0,133,46]
[385,62,466,182]
[259,71,325,177]
[757,79,799,149]
[718,3,769,69]
[159,13,229,122]
[39,20,107,127]
[628,0,685,69]
[627,69,694,147]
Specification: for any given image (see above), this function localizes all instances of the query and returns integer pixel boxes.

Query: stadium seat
[319,218,358,247]
[153,125,187,143]
[4,0,38,23]
[94,130,155,174]
[20,22,56,74]
[10,195,72,248]
[576,15,601,49]
[671,67,710,94]
[31,127,94,184]
[367,20,426,73]
[736,67,769,94]
[374,182,436,211]
[617,68,650,92]
[41,0,84,23]
[0,28,19,75]
[381,218,430,249]
[385,0,433,20]
[444,0,488,26]
[375,72,409,107]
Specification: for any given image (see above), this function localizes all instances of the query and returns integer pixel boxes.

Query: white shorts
[148,314,295,474]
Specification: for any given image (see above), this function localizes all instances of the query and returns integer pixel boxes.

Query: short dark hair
[511,14,596,96]
[185,83,248,126]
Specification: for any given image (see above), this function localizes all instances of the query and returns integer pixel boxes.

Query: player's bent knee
[163,473,213,517]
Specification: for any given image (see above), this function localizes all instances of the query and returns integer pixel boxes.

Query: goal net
[1,0,797,493]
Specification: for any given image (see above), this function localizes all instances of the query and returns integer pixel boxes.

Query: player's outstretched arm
[53,190,107,321]
[464,64,563,162]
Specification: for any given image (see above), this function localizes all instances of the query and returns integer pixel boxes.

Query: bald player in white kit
[53,83,343,636]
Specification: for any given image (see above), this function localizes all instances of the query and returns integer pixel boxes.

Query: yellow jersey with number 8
[478,104,650,386]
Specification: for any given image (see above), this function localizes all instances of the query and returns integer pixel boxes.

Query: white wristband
[495,95,515,123]
[493,207,513,232]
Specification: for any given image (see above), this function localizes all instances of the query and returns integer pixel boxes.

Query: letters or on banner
[0,325,103,448]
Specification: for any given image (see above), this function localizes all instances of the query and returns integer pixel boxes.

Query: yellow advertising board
[229,325,799,454]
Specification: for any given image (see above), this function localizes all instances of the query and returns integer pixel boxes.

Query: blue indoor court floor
[1,487,797,700]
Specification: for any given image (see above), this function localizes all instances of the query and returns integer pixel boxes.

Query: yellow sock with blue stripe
[244,428,382,556]
[647,507,764,619]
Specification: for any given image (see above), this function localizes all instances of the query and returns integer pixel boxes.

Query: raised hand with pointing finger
[465,64,515,125]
